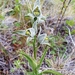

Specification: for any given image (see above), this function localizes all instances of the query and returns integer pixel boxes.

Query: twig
[67,26,75,47]
[59,0,72,24]
[56,0,67,26]
[57,0,72,26]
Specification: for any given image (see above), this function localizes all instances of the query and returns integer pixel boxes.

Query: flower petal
[16,30,26,36]
[38,33,50,46]
[26,37,33,43]
[27,28,36,37]
[38,33,47,43]
[33,0,40,10]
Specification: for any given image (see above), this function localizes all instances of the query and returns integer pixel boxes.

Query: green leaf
[12,40,17,44]
[27,72,34,75]
[27,71,42,75]
[15,0,19,3]
[14,22,20,27]
[20,51,37,70]
[66,20,75,27]
[37,46,48,69]
[14,5,20,12]
[60,0,64,2]
[45,59,51,67]
[0,24,8,30]
[42,70,62,75]
[14,60,21,68]
[71,29,75,35]
[6,10,15,16]
[0,15,4,20]
[50,50,56,55]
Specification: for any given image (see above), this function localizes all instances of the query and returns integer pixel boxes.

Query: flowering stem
[33,36,37,59]
[37,45,48,69]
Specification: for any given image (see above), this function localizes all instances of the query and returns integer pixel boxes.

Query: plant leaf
[14,22,20,27]
[66,20,75,27]
[27,72,34,75]
[37,46,48,69]
[71,29,75,35]
[20,51,37,70]
[42,70,62,75]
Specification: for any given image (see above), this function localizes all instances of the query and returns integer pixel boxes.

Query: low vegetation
[0,0,75,75]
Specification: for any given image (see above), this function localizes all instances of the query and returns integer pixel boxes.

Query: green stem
[37,46,48,69]
[33,36,37,59]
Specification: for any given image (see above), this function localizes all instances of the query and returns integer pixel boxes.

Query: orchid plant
[15,0,62,75]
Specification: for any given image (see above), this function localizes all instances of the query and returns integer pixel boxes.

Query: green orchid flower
[16,27,36,43]
[37,27,50,46]
[16,28,35,37]
[33,0,45,22]
[25,0,45,24]
[38,33,50,46]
